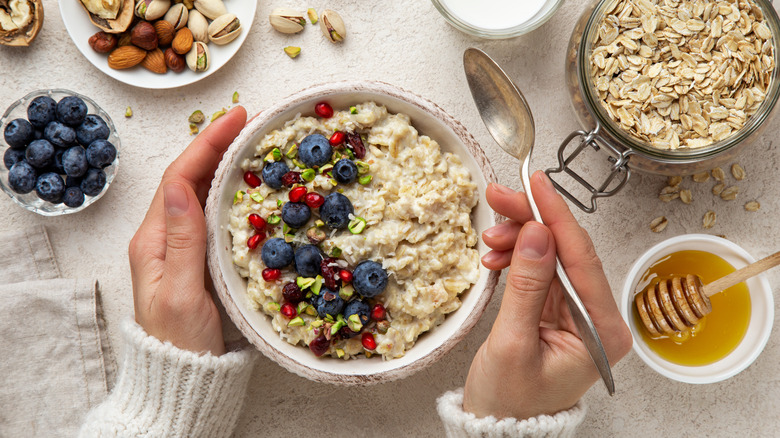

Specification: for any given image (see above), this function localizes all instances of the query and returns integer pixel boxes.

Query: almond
[107,46,147,70]
[142,48,168,74]
[154,20,176,46]
[172,28,193,55]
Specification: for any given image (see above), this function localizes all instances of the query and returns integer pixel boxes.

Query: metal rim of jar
[577,0,780,163]
[430,0,565,39]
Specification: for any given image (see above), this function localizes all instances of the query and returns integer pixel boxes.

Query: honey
[633,250,751,366]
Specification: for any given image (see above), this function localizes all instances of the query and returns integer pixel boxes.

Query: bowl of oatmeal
[205,81,499,385]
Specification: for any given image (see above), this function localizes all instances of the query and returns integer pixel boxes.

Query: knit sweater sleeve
[436,388,586,438]
[79,319,257,438]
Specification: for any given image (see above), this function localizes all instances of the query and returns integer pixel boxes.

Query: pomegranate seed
[280,302,297,319]
[289,186,308,203]
[304,192,325,209]
[309,334,331,357]
[320,257,340,290]
[247,233,264,249]
[361,332,377,350]
[262,268,281,282]
[248,214,266,230]
[329,131,345,146]
[243,171,261,188]
[339,269,353,284]
[371,303,386,321]
[315,102,333,118]
[281,171,303,187]
[282,282,305,304]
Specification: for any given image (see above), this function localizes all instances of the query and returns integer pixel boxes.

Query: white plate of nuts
[59,0,257,89]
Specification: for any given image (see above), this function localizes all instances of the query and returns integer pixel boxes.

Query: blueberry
[80,168,106,196]
[50,149,65,174]
[261,161,290,189]
[65,175,82,188]
[8,161,36,194]
[319,192,353,229]
[33,130,43,140]
[343,299,371,327]
[353,261,388,298]
[298,134,332,167]
[85,139,116,168]
[25,139,55,169]
[27,96,57,129]
[333,159,358,184]
[44,121,77,148]
[62,146,89,177]
[261,238,294,269]
[3,118,34,149]
[76,114,110,146]
[35,172,65,203]
[294,244,323,277]
[4,148,25,170]
[56,96,88,127]
[281,202,311,229]
[314,288,345,318]
[62,187,85,208]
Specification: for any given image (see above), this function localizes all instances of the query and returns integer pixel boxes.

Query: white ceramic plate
[59,0,257,89]
[206,81,500,385]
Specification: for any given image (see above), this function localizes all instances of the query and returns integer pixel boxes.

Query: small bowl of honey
[620,234,774,384]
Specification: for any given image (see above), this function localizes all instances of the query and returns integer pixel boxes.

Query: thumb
[161,182,207,287]
[494,222,557,344]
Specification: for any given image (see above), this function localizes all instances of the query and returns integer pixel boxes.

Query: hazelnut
[154,20,176,46]
[88,32,118,53]
[164,48,186,73]
[130,21,158,51]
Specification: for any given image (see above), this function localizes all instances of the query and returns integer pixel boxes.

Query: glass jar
[431,0,564,39]
[550,0,780,212]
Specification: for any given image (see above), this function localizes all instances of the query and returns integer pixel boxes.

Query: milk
[440,0,548,30]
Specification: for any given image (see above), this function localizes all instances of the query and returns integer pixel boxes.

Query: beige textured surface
[1,1,779,436]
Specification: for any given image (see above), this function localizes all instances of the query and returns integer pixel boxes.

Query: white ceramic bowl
[620,234,774,384]
[206,81,499,385]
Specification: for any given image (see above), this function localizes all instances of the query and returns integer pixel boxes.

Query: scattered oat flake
[745,200,760,211]
[650,216,668,233]
[668,176,682,187]
[680,189,693,204]
[731,163,746,180]
[703,210,716,229]
[692,171,710,183]
[712,183,725,196]
[711,167,726,182]
[720,186,739,200]
[659,192,679,202]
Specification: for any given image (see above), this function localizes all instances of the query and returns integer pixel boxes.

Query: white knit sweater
[80,321,584,437]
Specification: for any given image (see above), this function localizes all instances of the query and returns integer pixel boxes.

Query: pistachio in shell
[164,3,188,30]
[193,0,226,20]
[185,40,209,72]
[0,0,43,46]
[320,9,346,43]
[135,0,171,21]
[208,13,240,45]
[78,0,133,33]
[269,8,305,34]
[187,8,209,42]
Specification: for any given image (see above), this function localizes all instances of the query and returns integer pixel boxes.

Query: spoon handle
[521,158,616,395]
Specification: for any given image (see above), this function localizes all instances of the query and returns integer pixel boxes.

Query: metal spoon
[463,47,615,395]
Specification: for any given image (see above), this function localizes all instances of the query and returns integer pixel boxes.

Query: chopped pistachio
[249,192,263,203]
[288,316,305,327]
[233,190,245,204]
[315,219,325,227]
[355,161,370,174]
[293,158,306,169]
[272,148,282,161]
[339,284,354,300]
[296,301,309,315]
[376,320,390,334]
[297,276,316,290]
[284,234,295,243]
[188,110,205,124]
[330,246,342,258]
[210,110,226,122]
[125,106,133,118]
[285,144,298,159]
[282,223,291,234]
[305,291,313,299]
[330,320,345,335]
[301,168,316,181]
[350,106,358,114]
[232,91,239,104]
[307,8,318,23]
[284,46,301,58]
[324,314,335,323]
[306,226,327,244]
[345,148,355,159]
[189,123,199,135]
[276,199,283,208]
[305,305,317,316]
[267,214,281,225]
[336,348,345,358]
[359,175,373,185]
[347,314,363,332]
[264,301,281,312]
[365,351,372,358]
[348,217,367,234]
[319,164,334,174]
[311,319,324,328]
[311,275,324,294]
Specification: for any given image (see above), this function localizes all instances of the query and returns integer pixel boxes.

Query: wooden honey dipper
[635,250,780,337]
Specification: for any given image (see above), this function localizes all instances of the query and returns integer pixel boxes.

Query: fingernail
[535,171,553,189]
[518,223,549,260]
[483,221,512,239]
[481,251,501,265]
[164,183,189,217]
[489,183,513,194]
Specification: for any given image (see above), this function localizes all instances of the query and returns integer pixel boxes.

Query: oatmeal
[228,102,480,360]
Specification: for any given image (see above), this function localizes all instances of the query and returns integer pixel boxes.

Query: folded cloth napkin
[0,225,115,438]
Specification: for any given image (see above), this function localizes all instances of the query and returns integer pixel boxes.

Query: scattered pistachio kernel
[210,110,226,122]
[249,192,263,203]
[125,106,133,118]
[358,175,373,185]
[301,168,316,181]
[319,164,334,174]
[296,301,309,315]
[330,246,342,257]
[311,276,323,295]
[267,214,281,225]
[297,276,316,290]
[731,163,746,181]
[650,216,668,233]
[233,190,245,204]
[745,201,761,212]
[679,189,692,204]
[711,167,726,182]
[276,199,283,208]
[712,183,725,196]
[336,348,345,358]
[264,301,281,312]
[720,186,739,200]
[307,7,318,23]
[348,216,367,234]
[189,123,199,135]
[293,158,306,169]
[355,161,370,175]
[284,46,301,58]
[285,144,298,159]
[703,210,716,229]
[306,226,326,243]
[288,316,305,327]
[311,319,324,328]
[347,314,363,332]
[692,171,710,183]
[315,219,325,227]
[189,110,205,124]
[339,284,354,300]
[305,305,317,316]
[232,91,239,104]
[350,106,358,114]
[330,320,345,335]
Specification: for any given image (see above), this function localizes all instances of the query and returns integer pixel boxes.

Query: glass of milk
[431,0,564,38]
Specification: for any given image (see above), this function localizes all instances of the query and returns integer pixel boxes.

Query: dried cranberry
[339,269,353,284]
[280,302,297,319]
[304,192,325,209]
[371,303,386,321]
[281,171,303,187]
[338,326,359,340]
[289,186,308,203]
[329,131,345,146]
[346,131,366,159]
[248,214,266,230]
[282,282,304,304]
[309,333,331,357]
[243,171,261,188]
[320,257,340,290]
[262,268,281,282]
[315,102,333,118]
[361,332,377,350]
[247,233,264,249]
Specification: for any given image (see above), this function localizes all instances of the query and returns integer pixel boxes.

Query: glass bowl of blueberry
[1,89,120,216]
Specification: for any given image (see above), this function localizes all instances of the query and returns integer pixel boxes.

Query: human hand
[463,171,632,419]
[128,107,247,356]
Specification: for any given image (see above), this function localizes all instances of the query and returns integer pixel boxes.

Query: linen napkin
[0,225,115,437]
